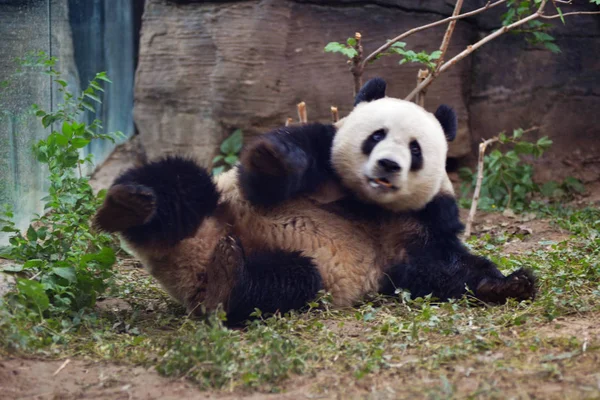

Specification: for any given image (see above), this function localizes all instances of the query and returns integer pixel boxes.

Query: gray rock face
[134,0,600,162]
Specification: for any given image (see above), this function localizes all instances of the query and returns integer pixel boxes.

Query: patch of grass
[1,206,599,395]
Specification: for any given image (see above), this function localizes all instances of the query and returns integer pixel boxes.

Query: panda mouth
[367,177,398,191]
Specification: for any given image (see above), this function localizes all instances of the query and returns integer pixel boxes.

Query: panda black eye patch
[409,140,423,171]
[361,129,387,156]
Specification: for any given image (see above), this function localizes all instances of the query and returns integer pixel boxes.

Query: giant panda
[93,78,535,324]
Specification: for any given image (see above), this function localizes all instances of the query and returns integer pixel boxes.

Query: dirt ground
[2,309,600,400]
[2,147,600,400]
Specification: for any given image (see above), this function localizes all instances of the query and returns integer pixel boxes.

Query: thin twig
[331,106,339,123]
[540,11,600,19]
[361,0,506,68]
[464,137,499,238]
[297,102,307,124]
[435,0,464,71]
[53,359,71,376]
[406,0,549,102]
[351,32,364,95]
[415,69,429,108]
[285,117,293,127]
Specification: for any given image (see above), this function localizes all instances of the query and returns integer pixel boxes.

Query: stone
[134,0,600,164]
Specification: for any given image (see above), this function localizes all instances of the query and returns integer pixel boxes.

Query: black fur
[361,129,386,156]
[379,195,536,303]
[409,140,423,171]
[354,77,387,106]
[239,123,336,207]
[103,156,219,246]
[434,105,457,142]
[226,250,323,326]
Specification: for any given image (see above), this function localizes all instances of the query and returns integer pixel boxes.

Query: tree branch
[464,137,499,238]
[360,0,506,68]
[406,0,549,102]
[434,0,464,71]
[540,11,600,19]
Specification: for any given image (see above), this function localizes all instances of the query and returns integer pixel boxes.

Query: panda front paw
[202,235,246,312]
[93,184,157,233]
[241,134,308,178]
[476,268,536,304]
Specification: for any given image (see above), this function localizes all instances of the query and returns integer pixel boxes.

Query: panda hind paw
[476,268,536,304]
[93,184,157,233]
[203,235,246,311]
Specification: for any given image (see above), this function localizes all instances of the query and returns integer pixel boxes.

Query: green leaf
[346,37,357,47]
[514,142,534,155]
[26,225,37,242]
[95,71,112,83]
[536,136,553,148]
[212,155,224,164]
[224,155,238,165]
[71,138,90,149]
[212,166,226,176]
[220,129,243,155]
[62,122,73,139]
[89,81,105,92]
[429,50,442,60]
[81,101,95,113]
[55,79,68,87]
[556,7,565,24]
[512,128,524,139]
[543,42,561,54]
[324,42,358,58]
[17,279,50,312]
[41,114,56,128]
[84,92,102,103]
[81,247,116,268]
[52,267,77,283]
[1,263,23,272]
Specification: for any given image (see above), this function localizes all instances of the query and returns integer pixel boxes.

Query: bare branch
[434,0,464,71]
[415,69,429,107]
[297,102,307,124]
[464,137,499,238]
[351,32,364,95]
[540,11,600,19]
[361,0,506,68]
[331,106,339,123]
[406,0,549,102]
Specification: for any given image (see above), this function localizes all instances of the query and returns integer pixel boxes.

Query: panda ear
[354,78,386,106]
[434,104,457,142]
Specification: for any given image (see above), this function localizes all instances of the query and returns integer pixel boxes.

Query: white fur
[332,98,449,212]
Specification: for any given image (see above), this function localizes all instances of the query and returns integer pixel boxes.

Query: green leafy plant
[502,0,560,53]
[324,38,359,59]
[459,128,554,212]
[212,128,243,176]
[0,51,121,331]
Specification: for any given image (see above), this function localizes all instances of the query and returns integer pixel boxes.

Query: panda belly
[223,195,382,308]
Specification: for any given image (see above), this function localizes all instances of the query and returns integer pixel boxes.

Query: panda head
[332,78,457,212]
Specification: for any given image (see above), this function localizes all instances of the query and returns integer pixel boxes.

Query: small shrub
[212,129,243,176]
[0,52,121,346]
[459,129,554,212]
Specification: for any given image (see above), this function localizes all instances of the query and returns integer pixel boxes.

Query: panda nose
[377,158,401,173]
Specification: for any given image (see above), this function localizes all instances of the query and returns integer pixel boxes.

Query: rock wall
[134,0,600,163]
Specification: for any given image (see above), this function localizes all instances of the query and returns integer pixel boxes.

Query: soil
[2,147,599,400]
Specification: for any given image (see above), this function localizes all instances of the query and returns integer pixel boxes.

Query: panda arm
[239,123,336,207]
[380,195,536,303]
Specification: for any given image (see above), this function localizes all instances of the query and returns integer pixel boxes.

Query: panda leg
[464,254,537,304]
[93,156,219,247]
[381,255,536,304]
[203,238,323,326]
[238,123,336,207]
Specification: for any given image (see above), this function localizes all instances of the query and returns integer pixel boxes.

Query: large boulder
[134,0,600,163]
